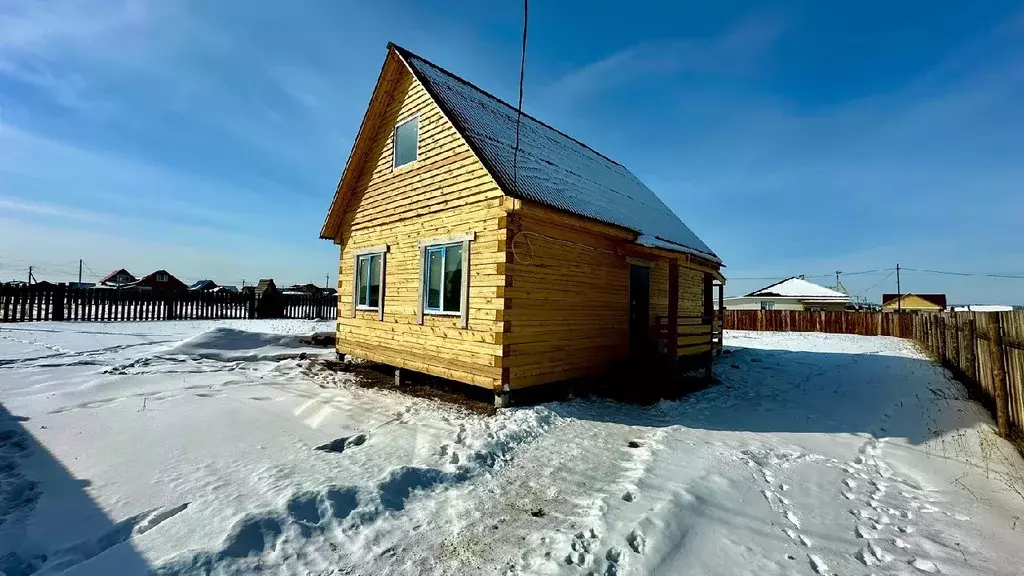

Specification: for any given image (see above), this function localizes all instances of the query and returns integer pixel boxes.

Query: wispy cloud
[549,15,788,103]
[0,197,103,221]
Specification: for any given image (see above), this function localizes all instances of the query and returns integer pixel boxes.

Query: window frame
[423,243,463,316]
[355,253,382,310]
[417,232,475,328]
[760,301,775,311]
[351,245,389,320]
[392,114,419,170]
[155,273,169,282]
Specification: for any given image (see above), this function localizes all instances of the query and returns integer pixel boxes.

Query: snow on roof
[395,45,720,264]
[951,304,1014,312]
[747,277,850,300]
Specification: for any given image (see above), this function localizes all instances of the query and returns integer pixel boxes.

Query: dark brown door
[629,264,650,353]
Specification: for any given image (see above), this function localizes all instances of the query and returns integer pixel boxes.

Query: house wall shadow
[545,346,987,446]
[0,402,151,575]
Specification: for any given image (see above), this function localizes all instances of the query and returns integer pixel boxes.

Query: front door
[629,264,651,354]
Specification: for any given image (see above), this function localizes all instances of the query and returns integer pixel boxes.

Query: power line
[728,269,891,281]
[511,0,528,192]
[854,269,896,297]
[902,268,1024,280]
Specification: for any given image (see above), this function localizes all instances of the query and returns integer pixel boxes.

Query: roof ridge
[745,276,798,297]
[388,42,625,168]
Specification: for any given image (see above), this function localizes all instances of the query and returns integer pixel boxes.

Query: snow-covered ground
[1,323,1022,575]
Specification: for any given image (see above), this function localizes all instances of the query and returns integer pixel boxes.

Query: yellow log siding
[334,63,506,389]
[881,294,943,312]
[502,201,718,389]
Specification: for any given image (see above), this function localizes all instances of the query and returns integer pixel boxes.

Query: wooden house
[99,269,137,288]
[189,279,218,291]
[882,293,946,312]
[320,44,724,403]
[126,270,188,292]
[723,277,849,311]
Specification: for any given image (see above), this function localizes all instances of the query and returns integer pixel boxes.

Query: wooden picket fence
[724,309,1024,439]
[0,284,337,323]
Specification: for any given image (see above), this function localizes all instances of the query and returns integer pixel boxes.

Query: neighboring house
[252,279,278,296]
[319,43,723,400]
[950,304,1013,312]
[189,279,218,291]
[722,277,850,311]
[213,285,239,294]
[126,270,189,292]
[99,269,137,288]
[68,282,95,289]
[283,283,325,295]
[881,293,947,312]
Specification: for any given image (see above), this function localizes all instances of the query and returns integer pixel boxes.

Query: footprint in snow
[808,554,830,575]
[784,510,801,528]
[626,529,646,554]
[314,433,367,453]
[909,558,940,573]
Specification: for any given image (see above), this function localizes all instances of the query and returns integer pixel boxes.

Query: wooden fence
[0,284,337,323]
[724,309,1024,439]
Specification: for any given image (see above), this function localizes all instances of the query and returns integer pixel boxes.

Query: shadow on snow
[0,402,154,576]
[547,344,988,446]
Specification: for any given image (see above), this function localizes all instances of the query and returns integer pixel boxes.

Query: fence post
[965,318,978,384]
[986,313,1010,437]
[52,283,66,321]
[247,292,256,319]
[951,314,961,376]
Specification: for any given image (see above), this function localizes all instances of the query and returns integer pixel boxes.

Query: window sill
[424,310,461,317]
[392,160,417,173]
[355,306,380,312]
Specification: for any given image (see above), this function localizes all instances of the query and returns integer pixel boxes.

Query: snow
[749,277,850,299]
[951,305,1015,312]
[3,323,1024,575]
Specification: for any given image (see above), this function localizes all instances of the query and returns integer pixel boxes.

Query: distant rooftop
[746,277,850,300]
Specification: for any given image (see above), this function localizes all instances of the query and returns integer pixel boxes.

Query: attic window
[393,116,418,169]
[156,273,169,282]
[116,274,129,284]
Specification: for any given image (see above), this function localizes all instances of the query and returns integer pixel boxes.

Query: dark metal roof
[392,44,719,264]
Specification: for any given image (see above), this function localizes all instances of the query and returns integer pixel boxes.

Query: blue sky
[1,1,1022,303]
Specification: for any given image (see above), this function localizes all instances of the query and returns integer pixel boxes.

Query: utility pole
[325,274,330,290]
[896,263,901,313]
[78,259,83,286]
[28,266,32,284]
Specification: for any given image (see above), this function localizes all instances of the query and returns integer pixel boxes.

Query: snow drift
[163,327,326,362]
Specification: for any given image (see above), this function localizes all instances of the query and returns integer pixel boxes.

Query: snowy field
[1,322,1023,576]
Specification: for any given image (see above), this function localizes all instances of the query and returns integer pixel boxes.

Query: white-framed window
[155,273,169,282]
[355,253,382,309]
[417,233,474,328]
[351,245,388,320]
[424,243,463,314]
[393,115,418,169]
[760,301,775,310]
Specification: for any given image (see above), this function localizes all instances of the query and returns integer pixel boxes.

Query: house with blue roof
[321,43,724,404]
